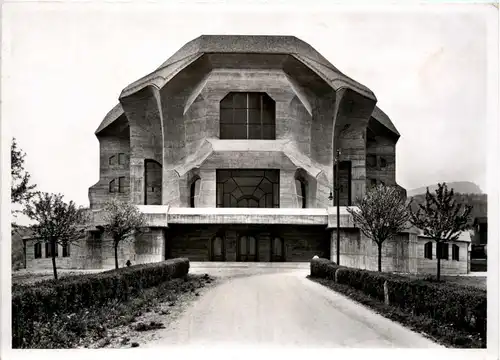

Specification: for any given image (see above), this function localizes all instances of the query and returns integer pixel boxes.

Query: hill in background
[407,181,483,197]
[407,181,487,220]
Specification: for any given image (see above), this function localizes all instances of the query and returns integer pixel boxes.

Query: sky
[2,2,496,209]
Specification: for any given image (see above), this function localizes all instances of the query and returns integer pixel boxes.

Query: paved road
[145,270,443,348]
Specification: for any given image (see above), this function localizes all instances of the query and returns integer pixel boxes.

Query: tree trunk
[114,241,119,269]
[437,253,441,281]
[51,240,58,280]
[377,243,382,272]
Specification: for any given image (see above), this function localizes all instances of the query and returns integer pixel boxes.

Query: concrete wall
[366,132,397,187]
[331,230,419,273]
[89,130,131,208]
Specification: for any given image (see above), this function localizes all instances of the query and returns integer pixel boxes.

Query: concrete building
[24,35,470,274]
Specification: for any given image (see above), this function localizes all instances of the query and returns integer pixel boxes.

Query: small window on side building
[62,243,70,258]
[452,244,459,261]
[109,155,117,166]
[424,241,432,259]
[34,243,42,259]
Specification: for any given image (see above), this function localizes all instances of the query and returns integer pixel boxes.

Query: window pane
[233,93,247,108]
[109,156,116,165]
[220,109,233,125]
[119,177,126,193]
[119,153,126,165]
[220,124,232,139]
[240,236,247,254]
[248,124,262,139]
[213,237,222,256]
[262,124,275,140]
[233,109,247,124]
[248,93,261,109]
[248,236,256,255]
[220,94,234,109]
[274,237,282,256]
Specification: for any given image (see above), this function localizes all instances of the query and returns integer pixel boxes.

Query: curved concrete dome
[95,35,399,137]
[119,35,376,100]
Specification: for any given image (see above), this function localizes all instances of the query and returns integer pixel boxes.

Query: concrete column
[280,170,298,208]
[199,169,216,207]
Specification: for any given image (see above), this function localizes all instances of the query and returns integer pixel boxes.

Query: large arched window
[220,92,276,140]
[190,177,201,208]
[295,177,307,208]
[216,169,279,208]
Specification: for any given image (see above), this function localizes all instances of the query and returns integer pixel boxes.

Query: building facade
[23,35,470,274]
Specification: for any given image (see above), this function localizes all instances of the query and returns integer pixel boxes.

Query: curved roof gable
[120,35,376,101]
[95,103,124,135]
[371,106,400,137]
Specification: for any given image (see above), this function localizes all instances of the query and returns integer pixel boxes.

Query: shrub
[310,259,487,342]
[387,278,487,339]
[12,258,189,348]
[310,258,341,280]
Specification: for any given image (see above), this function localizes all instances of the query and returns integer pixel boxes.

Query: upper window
[118,177,126,193]
[109,179,116,193]
[380,157,387,168]
[220,92,276,140]
[295,178,307,208]
[109,155,117,166]
[190,178,201,208]
[118,153,127,165]
[366,154,377,168]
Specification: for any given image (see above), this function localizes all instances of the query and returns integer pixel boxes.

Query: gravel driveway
[143,269,443,348]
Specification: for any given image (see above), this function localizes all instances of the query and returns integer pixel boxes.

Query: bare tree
[24,193,90,280]
[347,184,410,272]
[409,182,472,281]
[101,198,147,269]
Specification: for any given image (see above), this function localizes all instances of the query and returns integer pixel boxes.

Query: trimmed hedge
[310,258,343,280]
[310,258,487,341]
[12,258,189,348]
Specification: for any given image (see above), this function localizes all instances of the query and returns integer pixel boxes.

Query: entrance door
[238,235,257,261]
[271,236,285,262]
[211,236,225,261]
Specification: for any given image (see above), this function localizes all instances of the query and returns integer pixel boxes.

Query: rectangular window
[118,176,126,193]
[62,243,70,257]
[109,179,116,193]
[118,153,127,165]
[437,242,449,260]
[45,243,58,258]
[219,92,276,140]
[452,244,459,261]
[34,243,42,259]
[366,154,377,168]
[424,241,433,259]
